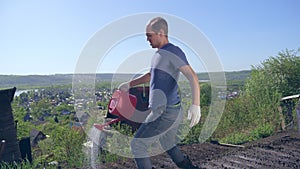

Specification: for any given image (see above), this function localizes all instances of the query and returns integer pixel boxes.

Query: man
[119,17,201,169]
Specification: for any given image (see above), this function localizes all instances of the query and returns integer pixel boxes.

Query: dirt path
[96,129,300,169]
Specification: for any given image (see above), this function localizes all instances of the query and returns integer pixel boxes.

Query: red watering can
[94,90,137,130]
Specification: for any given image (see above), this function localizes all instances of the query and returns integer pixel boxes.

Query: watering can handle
[108,98,118,113]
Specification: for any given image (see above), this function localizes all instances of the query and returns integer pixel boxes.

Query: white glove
[118,82,130,92]
[187,104,201,127]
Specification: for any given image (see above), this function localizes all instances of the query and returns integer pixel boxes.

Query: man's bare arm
[129,72,151,87]
[179,65,200,106]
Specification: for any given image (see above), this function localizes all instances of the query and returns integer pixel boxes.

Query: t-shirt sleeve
[170,46,189,69]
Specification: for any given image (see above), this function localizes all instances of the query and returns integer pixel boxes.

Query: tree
[30,98,53,119]
[252,48,300,96]
[55,103,74,113]
[214,48,300,142]
[200,83,211,107]
[243,48,300,128]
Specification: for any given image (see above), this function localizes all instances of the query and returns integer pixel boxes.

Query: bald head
[146,17,168,36]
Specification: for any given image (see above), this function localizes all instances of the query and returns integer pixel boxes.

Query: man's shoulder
[161,43,185,55]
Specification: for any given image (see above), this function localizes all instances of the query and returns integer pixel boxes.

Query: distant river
[15,89,31,96]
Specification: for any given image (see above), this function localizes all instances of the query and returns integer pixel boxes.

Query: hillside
[0,70,251,89]
[97,129,300,169]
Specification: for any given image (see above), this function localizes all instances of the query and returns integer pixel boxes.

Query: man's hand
[187,104,201,127]
[118,82,130,92]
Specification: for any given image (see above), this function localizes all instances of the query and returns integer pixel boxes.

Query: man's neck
[158,38,169,49]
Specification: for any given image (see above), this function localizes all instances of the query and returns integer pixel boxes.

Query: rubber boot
[175,155,199,169]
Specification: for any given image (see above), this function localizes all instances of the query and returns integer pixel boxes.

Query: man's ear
[158,28,165,36]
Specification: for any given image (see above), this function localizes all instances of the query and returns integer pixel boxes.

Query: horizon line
[0,69,251,76]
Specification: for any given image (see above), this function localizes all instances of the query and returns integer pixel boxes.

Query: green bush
[249,123,274,140]
[220,132,249,145]
[219,123,275,145]
[37,126,86,168]
[212,48,299,144]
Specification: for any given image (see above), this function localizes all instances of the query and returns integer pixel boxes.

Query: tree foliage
[214,48,300,143]
[250,48,300,96]
[36,125,86,168]
[200,83,211,107]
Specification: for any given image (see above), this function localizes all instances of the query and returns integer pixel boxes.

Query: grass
[0,159,57,169]
[219,123,275,145]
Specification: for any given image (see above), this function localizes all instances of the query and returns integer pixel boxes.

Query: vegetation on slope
[1,48,299,168]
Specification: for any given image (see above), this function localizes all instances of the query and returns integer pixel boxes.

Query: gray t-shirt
[149,43,189,109]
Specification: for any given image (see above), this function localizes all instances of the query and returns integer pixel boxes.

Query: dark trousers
[131,105,185,169]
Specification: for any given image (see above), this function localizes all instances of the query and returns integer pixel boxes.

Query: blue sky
[0,0,299,75]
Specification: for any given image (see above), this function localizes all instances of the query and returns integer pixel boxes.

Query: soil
[96,129,300,169]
